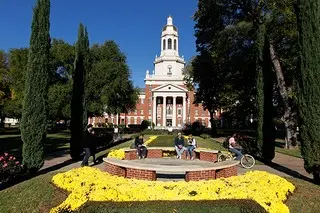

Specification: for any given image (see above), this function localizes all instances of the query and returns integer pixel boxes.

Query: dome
[162,25,178,32]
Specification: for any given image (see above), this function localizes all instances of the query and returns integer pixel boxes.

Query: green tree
[0,50,11,126]
[20,0,51,172]
[3,48,29,118]
[87,41,138,118]
[48,39,75,121]
[70,24,90,160]
[296,0,320,184]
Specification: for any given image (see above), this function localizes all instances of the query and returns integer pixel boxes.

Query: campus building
[89,16,218,128]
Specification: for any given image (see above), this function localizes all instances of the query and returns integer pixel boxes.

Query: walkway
[40,144,313,181]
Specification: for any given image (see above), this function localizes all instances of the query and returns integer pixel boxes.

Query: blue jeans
[175,146,186,157]
[229,147,243,160]
[186,146,195,158]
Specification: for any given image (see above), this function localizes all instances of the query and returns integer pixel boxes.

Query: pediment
[152,84,188,92]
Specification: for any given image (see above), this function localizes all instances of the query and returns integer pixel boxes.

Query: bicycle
[218,150,255,169]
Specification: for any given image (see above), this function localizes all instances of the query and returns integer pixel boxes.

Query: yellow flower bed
[107,136,158,160]
[107,149,125,160]
[50,167,295,213]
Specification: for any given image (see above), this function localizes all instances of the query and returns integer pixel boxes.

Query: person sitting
[228,133,243,160]
[135,134,147,159]
[174,132,186,159]
[186,134,197,160]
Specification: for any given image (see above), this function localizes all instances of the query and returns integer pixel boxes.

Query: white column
[116,114,119,125]
[152,95,157,126]
[172,96,176,127]
[162,96,167,126]
[183,96,187,125]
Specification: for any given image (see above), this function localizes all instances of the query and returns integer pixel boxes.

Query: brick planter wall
[185,170,216,182]
[105,163,126,177]
[147,149,162,158]
[126,168,156,181]
[216,166,238,179]
[181,150,196,159]
[125,150,137,160]
[199,152,217,162]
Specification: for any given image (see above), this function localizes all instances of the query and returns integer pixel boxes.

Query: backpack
[223,136,231,149]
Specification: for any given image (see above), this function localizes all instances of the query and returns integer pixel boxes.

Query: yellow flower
[51,168,295,213]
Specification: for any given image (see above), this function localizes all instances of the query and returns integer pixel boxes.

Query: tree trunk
[269,42,295,148]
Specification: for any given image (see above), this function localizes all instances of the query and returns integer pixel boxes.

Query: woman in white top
[186,134,197,160]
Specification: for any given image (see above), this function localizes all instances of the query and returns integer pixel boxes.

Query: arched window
[174,39,177,50]
[163,39,166,50]
[168,38,172,49]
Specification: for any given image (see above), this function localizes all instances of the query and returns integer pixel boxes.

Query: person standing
[174,132,186,159]
[113,125,119,142]
[81,124,96,166]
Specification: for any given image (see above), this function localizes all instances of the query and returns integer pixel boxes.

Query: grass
[274,139,303,158]
[78,200,266,213]
[0,172,319,213]
[0,131,71,161]
[0,172,67,213]
[148,135,227,151]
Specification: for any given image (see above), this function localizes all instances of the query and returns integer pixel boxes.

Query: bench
[103,157,239,182]
[123,147,219,162]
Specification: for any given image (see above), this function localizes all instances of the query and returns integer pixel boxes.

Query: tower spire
[167,15,173,25]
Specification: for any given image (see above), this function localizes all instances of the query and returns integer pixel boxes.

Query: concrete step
[156,178,185,182]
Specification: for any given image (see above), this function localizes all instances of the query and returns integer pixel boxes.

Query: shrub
[191,121,204,136]
[0,153,24,184]
[140,120,150,130]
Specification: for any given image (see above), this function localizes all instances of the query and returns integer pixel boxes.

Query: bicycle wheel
[240,154,255,169]
[218,153,233,162]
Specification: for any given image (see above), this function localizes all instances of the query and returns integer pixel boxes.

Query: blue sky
[0,0,198,87]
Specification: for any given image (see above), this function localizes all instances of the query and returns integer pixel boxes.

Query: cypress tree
[21,0,50,172]
[255,23,275,162]
[70,24,89,160]
[296,0,320,184]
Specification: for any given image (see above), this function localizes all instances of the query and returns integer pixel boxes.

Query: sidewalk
[238,152,312,180]
[41,146,313,181]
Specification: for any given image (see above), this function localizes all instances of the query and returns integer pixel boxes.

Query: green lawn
[0,172,319,213]
[147,135,227,151]
[0,132,71,160]
[78,200,266,213]
[274,139,303,158]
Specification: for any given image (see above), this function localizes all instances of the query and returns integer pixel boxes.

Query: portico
[151,84,188,128]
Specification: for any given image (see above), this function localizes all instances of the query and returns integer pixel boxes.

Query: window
[167,106,172,115]
[148,97,151,104]
[202,110,205,116]
[141,98,144,104]
[134,110,137,114]
[163,39,166,50]
[168,38,172,49]
[195,109,198,116]
[178,109,182,115]
[140,109,144,115]
[149,107,152,115]
[174,39,177,50]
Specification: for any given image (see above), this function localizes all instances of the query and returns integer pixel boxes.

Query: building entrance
[166,119,172,127]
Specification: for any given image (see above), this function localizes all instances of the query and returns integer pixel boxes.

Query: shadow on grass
[77,200,267,213]
[0,137,133,191]
[256,157,313,183]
